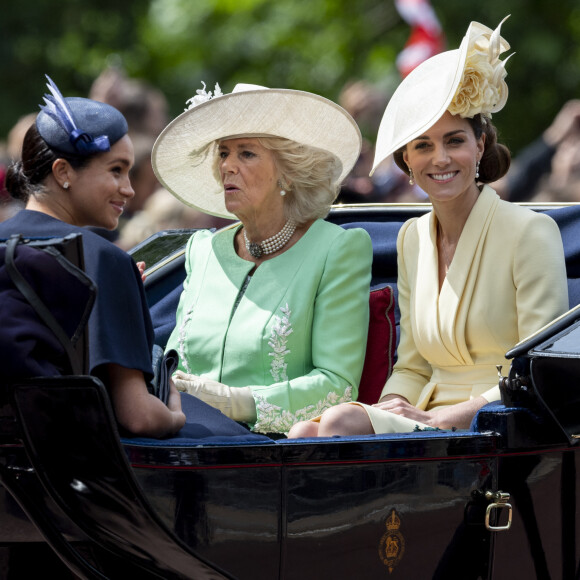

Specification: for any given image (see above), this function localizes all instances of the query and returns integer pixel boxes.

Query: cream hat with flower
[371,16,512,175]
[152,83,362,219]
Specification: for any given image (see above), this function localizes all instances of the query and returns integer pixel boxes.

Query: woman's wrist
[171,410,186,434]
[378,393,409,404]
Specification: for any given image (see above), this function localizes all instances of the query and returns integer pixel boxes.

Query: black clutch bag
[151,346,179,405]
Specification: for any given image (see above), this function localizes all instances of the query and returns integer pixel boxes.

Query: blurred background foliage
[1,0,579,155]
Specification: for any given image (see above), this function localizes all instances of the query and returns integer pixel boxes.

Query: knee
[288,420,319,439]
[318,403,373,436]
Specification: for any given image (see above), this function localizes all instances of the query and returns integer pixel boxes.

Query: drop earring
[475,160,480,180]
[408,168,414,186]
[278,179,286,196]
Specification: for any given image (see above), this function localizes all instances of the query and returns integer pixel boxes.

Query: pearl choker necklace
[243,219,297,259]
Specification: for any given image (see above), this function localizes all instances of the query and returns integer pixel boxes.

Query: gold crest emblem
[378,508,405,573]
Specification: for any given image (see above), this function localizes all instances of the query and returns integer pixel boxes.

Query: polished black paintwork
[3,376,233,579]
[123,413,580,580]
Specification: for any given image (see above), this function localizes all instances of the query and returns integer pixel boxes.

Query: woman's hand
[373,394,489,430]
[373,395,436,426]
[173,372,218,396]
[166,379,187,433]
[136,261,147,283]
[167,378,184,412]
[173,370,256,422]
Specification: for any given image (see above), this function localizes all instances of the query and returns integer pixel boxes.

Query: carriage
[1,201,580,579]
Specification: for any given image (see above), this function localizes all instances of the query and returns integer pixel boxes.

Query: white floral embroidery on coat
[268,304,293,382]
[253,387,353,434]
[177,303,195,374]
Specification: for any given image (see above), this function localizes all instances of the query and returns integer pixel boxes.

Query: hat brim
[152,88,361,219]
[371,40,468,176]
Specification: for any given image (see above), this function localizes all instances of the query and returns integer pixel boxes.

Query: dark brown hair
[5,123,92,203]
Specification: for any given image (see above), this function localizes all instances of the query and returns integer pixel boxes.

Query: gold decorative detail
[378,508,405,573]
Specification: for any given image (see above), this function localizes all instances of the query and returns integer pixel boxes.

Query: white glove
[173,370,257,423]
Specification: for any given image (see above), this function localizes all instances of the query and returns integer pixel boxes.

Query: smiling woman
[0,76,186,439]
[288,16,569,439]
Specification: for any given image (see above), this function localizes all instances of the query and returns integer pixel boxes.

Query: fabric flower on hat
[185,81,223,111]
[448,16,512,119]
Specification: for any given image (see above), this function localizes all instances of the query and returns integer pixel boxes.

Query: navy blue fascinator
[36,75,128,156]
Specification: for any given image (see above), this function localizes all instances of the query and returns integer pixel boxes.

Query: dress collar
[414,185,500,364]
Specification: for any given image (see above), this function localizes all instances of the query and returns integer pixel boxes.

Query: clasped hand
[373,396,436,427]
[173,371,227,398]
[172,370,257,423]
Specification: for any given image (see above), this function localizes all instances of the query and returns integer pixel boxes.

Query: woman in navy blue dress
[0,77,185,438]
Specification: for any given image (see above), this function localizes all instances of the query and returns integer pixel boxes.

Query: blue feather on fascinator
[39,75,111,155]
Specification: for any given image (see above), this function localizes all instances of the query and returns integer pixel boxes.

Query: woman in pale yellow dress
[288,17,569,438]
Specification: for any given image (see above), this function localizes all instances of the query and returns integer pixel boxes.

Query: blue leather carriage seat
[549,205,580,308]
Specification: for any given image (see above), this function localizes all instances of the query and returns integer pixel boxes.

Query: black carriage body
[2,203,580,579]
[3,407,578,579]
[122,400,580,580]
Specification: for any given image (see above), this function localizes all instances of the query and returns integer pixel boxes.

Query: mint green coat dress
[166,219,373,433]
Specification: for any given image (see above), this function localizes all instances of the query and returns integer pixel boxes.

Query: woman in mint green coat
[153,83,373,433]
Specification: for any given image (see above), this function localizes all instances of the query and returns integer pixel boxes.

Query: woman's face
[218,138,282,222]
[67,135,135,230]
[403,111,484,204]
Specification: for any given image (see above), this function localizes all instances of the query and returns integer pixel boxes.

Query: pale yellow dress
[358,186,569,433]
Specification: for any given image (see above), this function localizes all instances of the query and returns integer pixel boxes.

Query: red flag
[394,0,446,78]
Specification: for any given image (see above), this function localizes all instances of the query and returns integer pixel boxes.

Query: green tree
[0,0,150,140]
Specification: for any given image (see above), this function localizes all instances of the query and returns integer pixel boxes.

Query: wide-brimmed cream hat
[152,83,362,219]
[371,17,511,175]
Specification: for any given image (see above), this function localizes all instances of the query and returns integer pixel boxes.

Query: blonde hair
[212,136,343,225]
